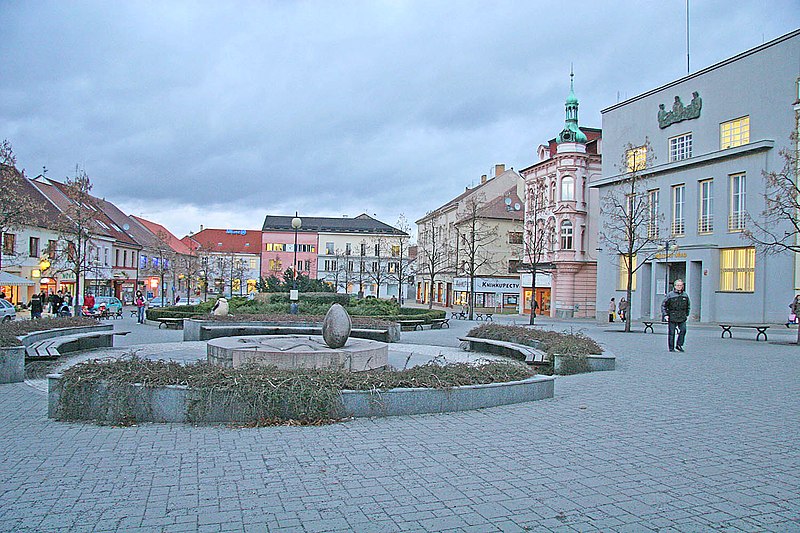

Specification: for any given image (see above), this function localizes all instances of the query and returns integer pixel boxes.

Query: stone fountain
[206,304,388,372]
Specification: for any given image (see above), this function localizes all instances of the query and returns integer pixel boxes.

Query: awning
[0,271,35,286]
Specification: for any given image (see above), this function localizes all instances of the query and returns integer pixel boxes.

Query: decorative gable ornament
[658,92,702,129]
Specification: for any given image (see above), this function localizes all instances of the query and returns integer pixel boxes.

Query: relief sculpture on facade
[657,91,702,129]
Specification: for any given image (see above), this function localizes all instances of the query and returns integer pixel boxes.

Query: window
[2,233,15,255]
[360,243,366,256]
[324,259,335,271]
[391,245,400,257]
[371,261,379,272]
[269,259,282,271]
[508,259,521,273]
[699,179,714,233]
[618,254,637,290]
[672,184,685,236]
[140,254,148,269]
[388,262,397,274]
[720,116,749,149]
[561,176,575,201]
[549,180,556,204]
[123,250,128,266]
[304,260,311,271]
[249,258,258,269]
[647,190,659,239]
[626,145,647,172]
[29,237,40,258]
[104,248,109,266]
[345,243,352,255]
[729,173,746,231]
[47,240,57,256]
[719,247,755,291]
[669,133,693,162]
[325,242,334,255]
[508,232,523,245]
[347,260,354,272]
[560,220,573,250]
[115,249,120,266]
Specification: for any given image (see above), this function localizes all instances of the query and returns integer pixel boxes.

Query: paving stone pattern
[1,316,799,532]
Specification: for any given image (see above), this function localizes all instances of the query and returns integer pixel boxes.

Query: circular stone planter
[47,373,555,424]
[553,352,616,374]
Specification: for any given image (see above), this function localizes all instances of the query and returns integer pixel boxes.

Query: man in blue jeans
[661,279,690,352]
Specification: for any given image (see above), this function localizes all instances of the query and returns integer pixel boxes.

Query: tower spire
[557,67,587,145]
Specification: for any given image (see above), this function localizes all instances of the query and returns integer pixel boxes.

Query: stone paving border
[46,373,554,423]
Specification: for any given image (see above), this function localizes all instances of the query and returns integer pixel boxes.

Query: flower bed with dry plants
[55,355,535,426]
[0,317,99,347]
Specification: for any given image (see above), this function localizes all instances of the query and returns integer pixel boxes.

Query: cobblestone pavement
[2,317,799,532]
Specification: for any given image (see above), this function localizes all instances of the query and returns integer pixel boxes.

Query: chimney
[480,174,487,184]
[200,224,204,231]
[494,164,505,177]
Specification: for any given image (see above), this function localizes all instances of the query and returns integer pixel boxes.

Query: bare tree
[52,167,98,316]
[0,140,44,271]
[366,237,390,298]
[175,252,202,302]
[523,180,555,325]
[456,195,499,320]
[387,214,411,304]
[599,139,663,332]
[142,229,175,306]
[744,135,800,343]
[417,218,451,309]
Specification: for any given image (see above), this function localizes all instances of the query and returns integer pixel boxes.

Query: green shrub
[555,355,592,375]
[267,292,350,306]
[348,298,401,316]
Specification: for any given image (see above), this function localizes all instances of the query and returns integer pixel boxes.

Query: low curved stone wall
[553,352,616,373]
[47,374,554,424]
[183,319,400,343]
[20,324,114,347]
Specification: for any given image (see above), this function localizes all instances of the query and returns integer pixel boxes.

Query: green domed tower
[556,70,588,145]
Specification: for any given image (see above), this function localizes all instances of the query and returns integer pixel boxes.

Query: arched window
[549,180,556,204]
[561,176,575,201]
[560,220,573,250]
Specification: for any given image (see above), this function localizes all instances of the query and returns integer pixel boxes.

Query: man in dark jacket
[661,279,690,352]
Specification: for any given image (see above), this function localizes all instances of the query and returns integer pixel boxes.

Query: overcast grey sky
[2,1,799,238]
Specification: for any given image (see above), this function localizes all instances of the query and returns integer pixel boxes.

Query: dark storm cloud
[1,1,799,235]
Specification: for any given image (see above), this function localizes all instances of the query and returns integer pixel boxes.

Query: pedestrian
[787,295,800,327]
[135,291,146,324]
[30,293,43,319]
[83,292,95,313]
[63,291,72,308]
[608,298,616,322]
[532,298,539,319]
[618,297,628,322]
[662,279,690,352]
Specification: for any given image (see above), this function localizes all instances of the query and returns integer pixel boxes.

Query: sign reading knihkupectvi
[658,91,702,129]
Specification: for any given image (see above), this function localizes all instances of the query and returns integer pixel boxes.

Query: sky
[2,1,799,240]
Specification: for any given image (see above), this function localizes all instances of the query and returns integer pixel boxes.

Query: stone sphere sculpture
[322,303,352,348]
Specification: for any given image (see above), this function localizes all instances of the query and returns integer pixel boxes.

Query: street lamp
[659,239,678,294]
[291,212,302,314]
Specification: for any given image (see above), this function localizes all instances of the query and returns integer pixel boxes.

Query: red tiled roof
[181,228,261,254]
[132,216,194,255]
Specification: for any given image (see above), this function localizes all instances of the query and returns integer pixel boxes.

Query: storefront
[520,273,552,315]
[452,277,521,310]
[0,271,34,304]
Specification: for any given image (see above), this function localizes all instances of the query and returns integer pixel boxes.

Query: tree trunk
[528,272,537,325]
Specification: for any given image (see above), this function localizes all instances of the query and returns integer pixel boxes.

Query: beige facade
[415,165,525,309]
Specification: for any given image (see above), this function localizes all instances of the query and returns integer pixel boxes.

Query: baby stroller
[57,302,72,317]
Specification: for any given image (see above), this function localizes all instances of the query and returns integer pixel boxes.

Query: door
[690,261,702,320]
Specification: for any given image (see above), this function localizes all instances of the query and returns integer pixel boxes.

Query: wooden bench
[25,330,131,359]
[459,336,547,365]
[157,318,184,329]
[719,324,770,341]
[397,319,425,331]
[642,320,668,333]
[430,318,450,329]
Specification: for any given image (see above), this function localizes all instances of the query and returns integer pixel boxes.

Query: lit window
[728,173,746,232]
[391,245,400,257]
[561,176,575,201]
[720,116,750,149]
[672,184,685,236]
[669,133,692,162]
[325,242,334,255]
[618,254,637,290]
[508,232,523,245]
[2,233,15,255]
[560,220,573,250]
[626,146,647,171]
[719,247,755,291]
[699,179,714,233]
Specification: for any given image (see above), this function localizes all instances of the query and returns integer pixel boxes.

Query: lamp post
[659,238,678,294]
[291,212,302,314]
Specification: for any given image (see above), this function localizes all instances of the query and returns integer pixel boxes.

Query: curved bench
[459,336,547,365]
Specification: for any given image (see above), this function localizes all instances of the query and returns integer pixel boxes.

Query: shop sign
[453,277,521,294]
[226,229,247,235]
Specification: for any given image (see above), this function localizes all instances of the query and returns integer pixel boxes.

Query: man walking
[662,279,690,352]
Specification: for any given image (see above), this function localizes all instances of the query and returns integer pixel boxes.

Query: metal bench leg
[721,327,732,338]
[756,329,767,341]
[644,324,653,333]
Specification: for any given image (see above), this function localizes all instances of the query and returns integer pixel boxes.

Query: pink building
[261,216,319,279]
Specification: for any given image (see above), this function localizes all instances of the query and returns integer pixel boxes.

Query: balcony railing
[698,214,713,233]
[728,212,746,232]
[671,220,685,236]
